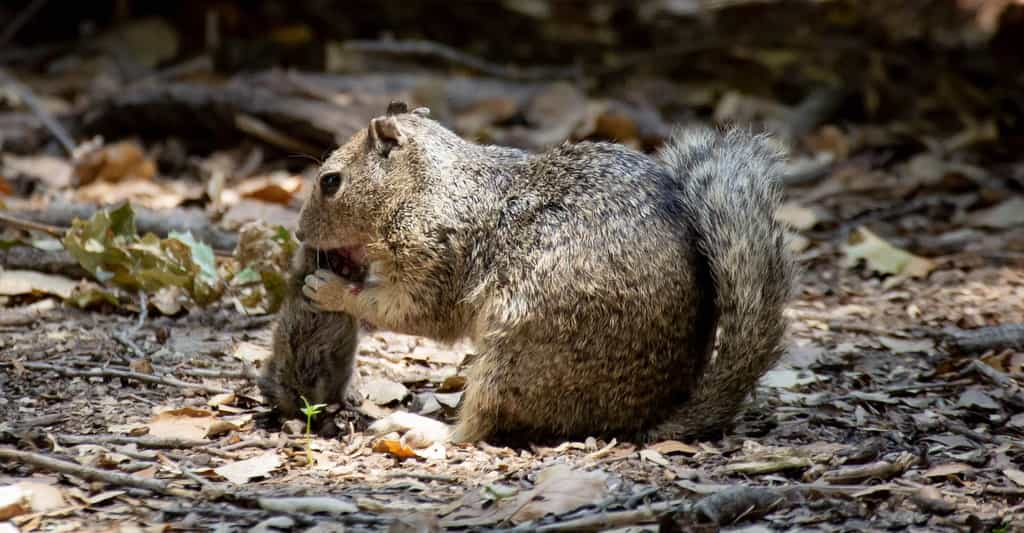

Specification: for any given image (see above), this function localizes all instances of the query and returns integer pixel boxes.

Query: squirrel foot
[303,269,362,312]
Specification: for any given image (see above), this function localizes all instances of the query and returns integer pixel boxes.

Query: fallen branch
[531,498,687,532]
[10,202,241,252]
[0,446,196,498]
[341,39,577,81]
[52,433,210,449]
[0,211,65,237]
[13,361,231,394]
[0,67,76,155]
[0,245,88,279]
[960,359,1017,389]
[948,324,1024,355]
[693,486,786,526]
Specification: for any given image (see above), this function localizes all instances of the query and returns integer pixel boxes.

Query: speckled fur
[292,104,795,442]
[258,244,362,418]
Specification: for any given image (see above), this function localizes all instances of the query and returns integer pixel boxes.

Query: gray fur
[275,104,795,442]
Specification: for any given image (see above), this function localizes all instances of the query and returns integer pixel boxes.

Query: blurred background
[1,0,1022,306]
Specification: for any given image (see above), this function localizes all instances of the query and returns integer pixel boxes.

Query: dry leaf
[878,337,935,354]
[214,452,282,484]
[0,270,77,299]
[968,197,1024,229]
[923,462,974,478]
[146,407,217,440]
[372,439,421,460]
[232,342,271,365]
[0,485,30,520]
[775,202,820,230]
[646,440,700,455]
[842,227,934,278]
[74,140,156,185]
[232,174,303,205]
[363,378,409,406]
[639,449,670,466]
[1004,468,1024,487]
[510,464,610,523]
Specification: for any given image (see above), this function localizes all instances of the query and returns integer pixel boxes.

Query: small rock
[282,419,306,435]
[251,516,295,533]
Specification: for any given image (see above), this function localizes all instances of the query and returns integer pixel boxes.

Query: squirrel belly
[269,101,795,443]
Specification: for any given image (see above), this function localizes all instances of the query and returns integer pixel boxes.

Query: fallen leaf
[232,174,303,205]
[214,452,282,484]
[761,369,820,389]
[510,464,610,523]
[146,407,217,440]
[923,462,974,478]
[73,140,156,186]
[0,270,77,299]
[372,439,420,460]
[639,449,670,466]
[363,378,409,406]
[968,197,1024,229]
[1,154,73,188]
[0,485,29,520]
[775,202,820,230]
[1004,469,1024,487]
[842,227,934,279]
[231,342,272,365]
[646,440,700,455]
[878,337,935,354]
[11,482,63,514]
[957,387,1000,411]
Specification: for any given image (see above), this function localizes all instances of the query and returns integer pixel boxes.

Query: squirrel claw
[303,269,359,311]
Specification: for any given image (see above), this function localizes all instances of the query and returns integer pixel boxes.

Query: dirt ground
[2,207,1023,531]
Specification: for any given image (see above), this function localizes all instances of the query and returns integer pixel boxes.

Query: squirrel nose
[294,229,305,241]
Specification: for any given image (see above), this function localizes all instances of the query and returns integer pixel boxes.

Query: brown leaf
[74,140,156,186]
[510,464,610,523]
[646,440,700,456]
[214,452,281,484]
[0,270,77,299]
[372,439,420,460]
[923,462,974,478]
[146,407,218,440]
[232,174,303,205]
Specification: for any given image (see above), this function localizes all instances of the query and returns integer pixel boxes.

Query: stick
[52,433,210,449]
[532,499,688,532]
[234,113,320,156]
[341,39,576,81]
[0,211,65,237]
[0,447,196,498]
[11,361,231,394]
[0,0,47,46]
[0,67,76,155]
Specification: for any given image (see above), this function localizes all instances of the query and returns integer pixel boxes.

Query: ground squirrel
[261,101,795,443]
[259,244,362,419]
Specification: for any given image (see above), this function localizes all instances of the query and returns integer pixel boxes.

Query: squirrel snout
[294,229,305,241]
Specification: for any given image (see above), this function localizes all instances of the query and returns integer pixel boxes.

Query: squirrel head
[297,101,465,262]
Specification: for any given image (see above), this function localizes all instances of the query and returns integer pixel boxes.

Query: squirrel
[265,100,795,443]
[258,243,363,419]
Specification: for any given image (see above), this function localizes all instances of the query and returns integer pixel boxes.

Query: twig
[0,67,76,155]
[134,290,149,332]
[384,471,457,483]
[0,446,196,498]
[10,413,66,430]
[234,113,320,155]
[112,331,148,359]
[12,361,231,394]
[341,39,577,81]
[948,324,1024,355]
[0,211,65,237]
[52,433,210,449]
[0,0,47,46]
[960,359,1018,389]
[531,498,688,532]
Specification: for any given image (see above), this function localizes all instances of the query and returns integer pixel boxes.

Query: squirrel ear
[370,116,406,156]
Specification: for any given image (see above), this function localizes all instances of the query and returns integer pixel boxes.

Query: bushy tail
[655,126,796,440]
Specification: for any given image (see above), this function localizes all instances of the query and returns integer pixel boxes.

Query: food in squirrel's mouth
[317,247,368,282]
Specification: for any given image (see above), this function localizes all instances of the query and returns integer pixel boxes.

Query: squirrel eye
[320,172,342,196]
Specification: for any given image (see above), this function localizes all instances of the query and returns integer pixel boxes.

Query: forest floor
[3,4,1024,532]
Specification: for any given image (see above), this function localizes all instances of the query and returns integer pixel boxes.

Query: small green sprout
[299,396,327,466]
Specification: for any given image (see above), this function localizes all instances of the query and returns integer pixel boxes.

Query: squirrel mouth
[316,246,369,282]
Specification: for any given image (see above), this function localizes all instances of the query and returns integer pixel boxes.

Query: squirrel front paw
[303,269,361,312]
